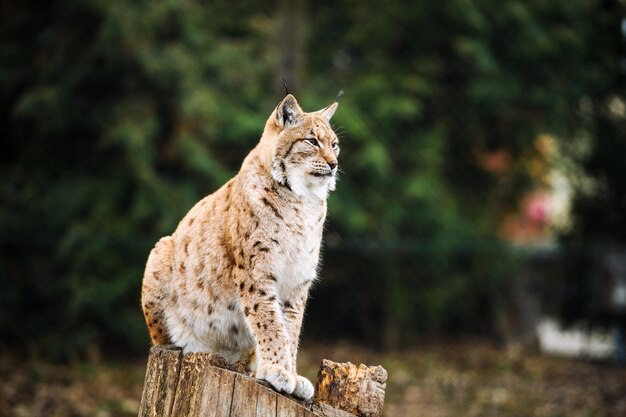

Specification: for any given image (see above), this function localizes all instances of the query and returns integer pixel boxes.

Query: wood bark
[314,360,387,417]
[137,345,387,417]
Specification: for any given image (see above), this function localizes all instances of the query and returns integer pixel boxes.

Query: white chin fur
[272,164,335,200]
[291,173,332,200]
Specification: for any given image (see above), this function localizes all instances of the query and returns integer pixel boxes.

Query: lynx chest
[272,199,325,298]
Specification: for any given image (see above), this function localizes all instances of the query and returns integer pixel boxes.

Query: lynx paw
[293,375,314,400]
[256,364,296,395]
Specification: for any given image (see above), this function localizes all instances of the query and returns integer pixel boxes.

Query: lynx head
[269,94,340,200]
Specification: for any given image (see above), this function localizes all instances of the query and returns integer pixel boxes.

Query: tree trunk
[275,0,307,95]
[137,345,387,417]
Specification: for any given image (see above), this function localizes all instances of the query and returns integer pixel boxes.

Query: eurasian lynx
[141,94,340,400]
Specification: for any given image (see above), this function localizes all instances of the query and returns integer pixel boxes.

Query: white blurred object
[536,317,615,359]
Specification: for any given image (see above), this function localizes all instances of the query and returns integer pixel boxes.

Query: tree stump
[314,360,388,417]
[138,345,387,417]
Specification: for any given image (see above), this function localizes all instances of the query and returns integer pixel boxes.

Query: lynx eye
[305,138,320,147]
[332,142,339,150]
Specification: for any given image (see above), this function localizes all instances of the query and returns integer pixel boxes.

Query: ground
[1,341,625,417]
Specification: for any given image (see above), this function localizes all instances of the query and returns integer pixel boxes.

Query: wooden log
[138,345,183,417]
[137,345,387,417]
[314,360,388,417]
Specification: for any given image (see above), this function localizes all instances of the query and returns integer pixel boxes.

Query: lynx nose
[327,161,337,170]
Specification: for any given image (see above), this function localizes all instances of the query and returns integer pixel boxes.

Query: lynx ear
[275,94,303,129]
[316,102,339,121]
[315,90,342,121]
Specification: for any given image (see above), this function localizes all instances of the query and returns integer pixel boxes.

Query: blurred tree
[566,3,626,243]
[302,0,601,347]
[0,0,276,358]
[556,0,626,326]
[275,0,307,94]
[0,0,618,357]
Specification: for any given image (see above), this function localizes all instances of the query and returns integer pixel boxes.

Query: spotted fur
[141,94,340,399]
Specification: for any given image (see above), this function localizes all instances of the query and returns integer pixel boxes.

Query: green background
[1,0,624,360]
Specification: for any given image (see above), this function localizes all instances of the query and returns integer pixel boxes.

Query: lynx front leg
[239,274,295,395]
[282,281,314,400]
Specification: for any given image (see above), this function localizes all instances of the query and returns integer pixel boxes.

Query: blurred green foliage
[0,0,622,358]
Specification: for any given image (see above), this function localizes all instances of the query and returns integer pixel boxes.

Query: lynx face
[271,96,340,200]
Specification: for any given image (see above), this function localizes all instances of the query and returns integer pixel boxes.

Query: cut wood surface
[137,345,387,417]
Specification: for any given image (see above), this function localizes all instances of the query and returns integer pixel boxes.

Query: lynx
[141,94,340,400]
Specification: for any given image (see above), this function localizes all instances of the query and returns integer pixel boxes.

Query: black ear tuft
[335,89,344,102]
